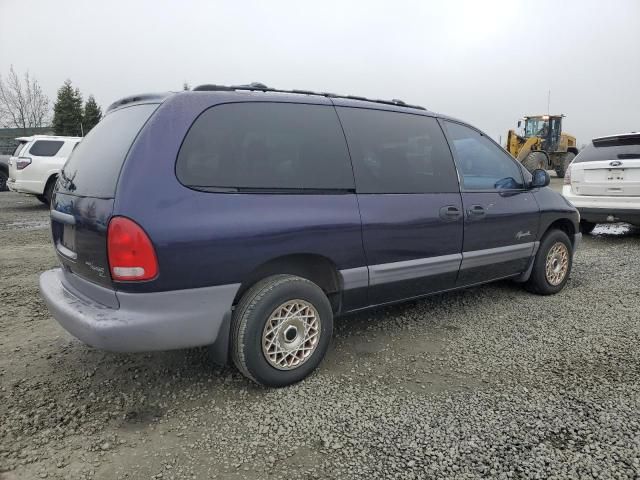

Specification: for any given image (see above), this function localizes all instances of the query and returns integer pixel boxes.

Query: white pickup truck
[7,135,81,205]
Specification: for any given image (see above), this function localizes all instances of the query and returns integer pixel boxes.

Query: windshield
[524,118,549,138]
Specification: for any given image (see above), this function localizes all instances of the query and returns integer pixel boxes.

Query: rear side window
[336,107,459,194]
[177,103,354,191]
[59,104,158,197]
[29,140,64,157]
[444,121,524,191]
[574,137,640,163]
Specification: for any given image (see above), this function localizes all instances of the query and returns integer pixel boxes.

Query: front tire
[522,151,548,174]
[231,275,333,387]
[525,230,573,295]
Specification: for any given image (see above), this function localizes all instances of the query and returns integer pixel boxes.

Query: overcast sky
[1,0,638,144]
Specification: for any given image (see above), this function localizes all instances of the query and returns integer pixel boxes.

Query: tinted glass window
[12,141,27,156]
[177,103,354,191]
[444,121,524,191]
[29,140,64,157]
[336,108,459,194]
[59,104,158,197]
[574,138,640,163]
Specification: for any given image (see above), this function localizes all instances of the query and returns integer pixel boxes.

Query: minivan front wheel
[525,229,573,295]
[231,275,333,387]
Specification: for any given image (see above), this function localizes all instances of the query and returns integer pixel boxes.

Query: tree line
[0,66,102,136]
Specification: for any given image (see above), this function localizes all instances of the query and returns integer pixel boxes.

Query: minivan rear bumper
[39,268,239,353]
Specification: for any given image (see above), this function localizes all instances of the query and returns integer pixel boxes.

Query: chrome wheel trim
[545,242,569,286]
[262,299,321,371]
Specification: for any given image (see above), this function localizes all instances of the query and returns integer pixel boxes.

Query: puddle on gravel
[0,220,49,231]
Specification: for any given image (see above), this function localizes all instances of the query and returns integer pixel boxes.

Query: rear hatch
[570,133,640,196]
[8,138,30,181]
[51,103,159,288]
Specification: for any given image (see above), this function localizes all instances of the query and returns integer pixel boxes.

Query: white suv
[7,135,81,205]
[563,132,640,233]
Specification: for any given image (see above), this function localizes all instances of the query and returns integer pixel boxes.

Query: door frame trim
[339,243,536,290]
[369,253,462,286]
[460,242,535,270]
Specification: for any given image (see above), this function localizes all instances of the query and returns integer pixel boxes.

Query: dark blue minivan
[39,85,581,386]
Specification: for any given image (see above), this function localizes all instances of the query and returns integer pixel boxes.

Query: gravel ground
[0,190,639,480]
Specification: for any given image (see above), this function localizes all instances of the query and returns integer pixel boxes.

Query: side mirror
[517,120,522,128]
[531,169,550,188]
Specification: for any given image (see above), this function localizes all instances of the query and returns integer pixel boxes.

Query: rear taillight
[16,157,32,170]
[107,217,158,281]
[564,164,572,185]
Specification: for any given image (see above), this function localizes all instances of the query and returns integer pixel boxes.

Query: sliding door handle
[439,205,462,221]
[467,205,486,218]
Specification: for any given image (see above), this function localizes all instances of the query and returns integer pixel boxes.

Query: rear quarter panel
[114,94,367,294]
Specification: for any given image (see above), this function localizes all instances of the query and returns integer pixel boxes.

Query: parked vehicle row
[7,135,81,204]
[38,85,580,387]
[0,155,9,192]
[563,132,640,233]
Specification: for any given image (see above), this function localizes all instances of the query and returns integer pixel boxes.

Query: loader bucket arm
[516,137,540,161]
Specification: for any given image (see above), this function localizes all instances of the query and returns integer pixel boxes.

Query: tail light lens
[564,164,572,185]
[107,217,158,281]
[16,157,32,170]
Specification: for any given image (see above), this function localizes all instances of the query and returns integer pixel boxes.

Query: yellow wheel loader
[506,115,579,178]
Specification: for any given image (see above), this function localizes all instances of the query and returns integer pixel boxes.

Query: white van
[7,135,81,205]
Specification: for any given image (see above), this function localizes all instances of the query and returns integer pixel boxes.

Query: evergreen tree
[83,95,102,134]
[52,80,83,136]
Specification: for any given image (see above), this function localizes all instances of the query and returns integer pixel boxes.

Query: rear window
[575,136,640,163]
[29,140,64,157]
[176,102,354,191]
[59,104,158,197]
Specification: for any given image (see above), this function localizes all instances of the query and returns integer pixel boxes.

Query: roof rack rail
[191,83,426,111]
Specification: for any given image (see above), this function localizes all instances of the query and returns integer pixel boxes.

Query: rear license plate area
[607,169,624,181]
[62,224,76,252]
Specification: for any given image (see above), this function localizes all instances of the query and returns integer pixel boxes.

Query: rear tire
[525,229,573,295]
[231,275,333,387]
[555,152,575,178]
[0,170,8,192]
[41,176,57,206]
[580,220,596,234]
[522,151,547,173]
